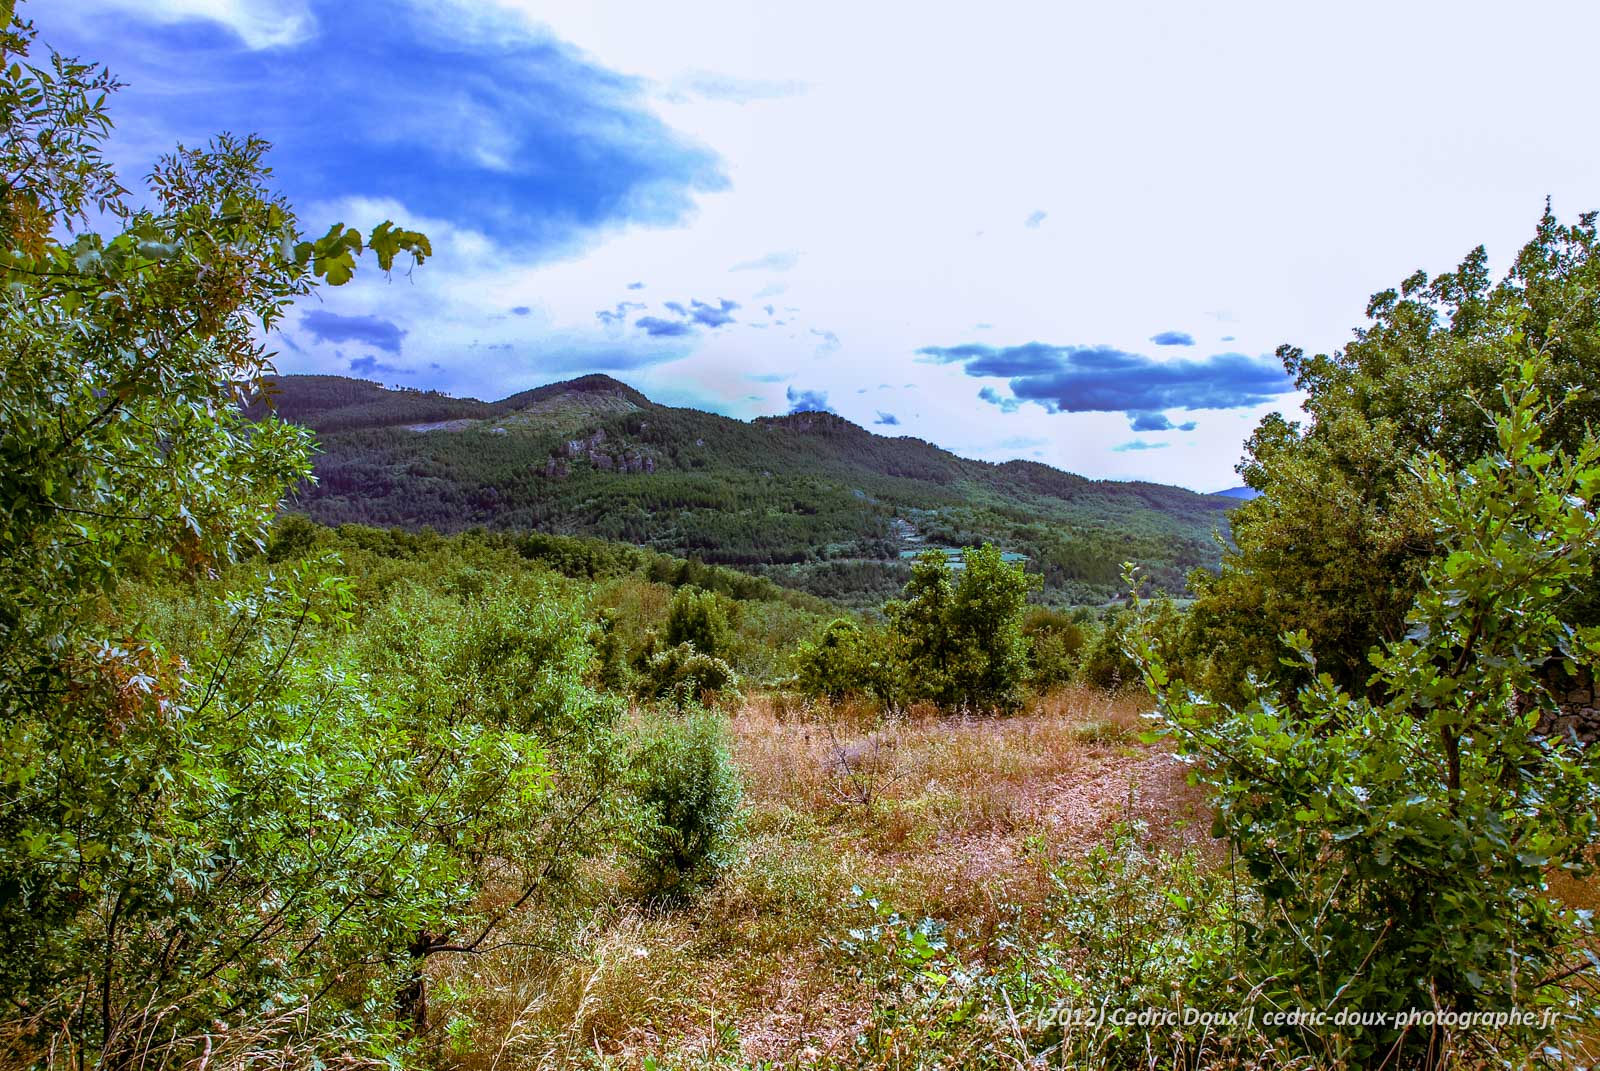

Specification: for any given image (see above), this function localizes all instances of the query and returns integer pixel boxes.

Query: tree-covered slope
[265,373,1236,603]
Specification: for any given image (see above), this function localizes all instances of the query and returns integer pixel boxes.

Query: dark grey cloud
[731,250,802,272]
[349,354,413,376]
[874,411,900,426]
[919,342,1294,418]
[689,298,739,327]
[636,316,693,337]
[1112,440,1170,452]
[1129,411,1198,432]
[303,310,406,354]
[786,386,834,414]
[1024,210,1048,228]
[1150,331,1194,346]
[595,300,645,327]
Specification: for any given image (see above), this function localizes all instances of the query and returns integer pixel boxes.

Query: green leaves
[1136,353,1600,1062]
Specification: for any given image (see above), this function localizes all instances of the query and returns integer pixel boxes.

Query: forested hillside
[262,373,1237,603]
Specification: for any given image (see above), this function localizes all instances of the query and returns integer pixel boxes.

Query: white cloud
[74,0,316,48]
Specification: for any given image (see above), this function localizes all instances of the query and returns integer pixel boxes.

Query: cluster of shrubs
[791,545,1157,712]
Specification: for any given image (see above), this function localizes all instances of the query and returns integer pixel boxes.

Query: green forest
[4,6,1600,1071]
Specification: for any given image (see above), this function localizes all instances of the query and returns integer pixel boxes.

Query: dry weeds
[432,686,1216,1069]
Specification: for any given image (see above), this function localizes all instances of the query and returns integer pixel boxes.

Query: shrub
[886,544,1037,712]
[628,710,742,898]
[1137,359,1600,1067]
[640,642,740,709]
[1021,606,1087,688]
[665,585,733,659]
[793,617,898,703]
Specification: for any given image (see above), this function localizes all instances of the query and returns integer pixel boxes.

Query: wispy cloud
[1024,209,1048,228]
[595,300,645,327]
[349,353,412,376]
[668,71,809,104]
[730,250,802,272]
[1149,331,1194,346]
[636,316,693,337]
[1129,411,1198,432]
[1112,439,1170,452]
[689,298,738,327]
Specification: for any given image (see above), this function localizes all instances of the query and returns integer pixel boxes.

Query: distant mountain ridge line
[256,372,1240,605]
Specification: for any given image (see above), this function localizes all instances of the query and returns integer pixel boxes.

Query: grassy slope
[263,373,1238,604]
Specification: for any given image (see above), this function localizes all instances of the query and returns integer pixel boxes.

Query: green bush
[1021,606,1088,688]
[665,585,733,659]
[1137,359,1600,1066]
[640,641,740,709]
[629,710,742,899]
[793,617,898,703]
[886,544,1038,712]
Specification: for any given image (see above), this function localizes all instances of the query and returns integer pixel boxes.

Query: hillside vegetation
[260,373,1237,604]
[6,10,1600,1071]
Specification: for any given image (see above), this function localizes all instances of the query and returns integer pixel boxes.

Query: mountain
[259,373,1238,605]
[1213,486,1262,500]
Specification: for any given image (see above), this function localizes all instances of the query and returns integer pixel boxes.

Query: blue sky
[50,0,1600,490]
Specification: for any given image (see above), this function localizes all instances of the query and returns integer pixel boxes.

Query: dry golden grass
[429,686,1217,1069]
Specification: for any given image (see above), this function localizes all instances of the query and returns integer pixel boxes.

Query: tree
[886,546,1037,711]
[1183,209,1600,700]
[0,7,447,1060]
[1138,359,1600,1066]
[665,585,733,659]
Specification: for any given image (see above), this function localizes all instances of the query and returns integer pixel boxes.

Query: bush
[793,617,898,703]
[1021,606,1087,688]
[639,641,739,709]
[886,544,1037,712]
[665,585,733,659]
[1137,360,1600,1067]
[628,710,742,899]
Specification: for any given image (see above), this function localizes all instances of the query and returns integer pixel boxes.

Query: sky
[47,0,1600,492]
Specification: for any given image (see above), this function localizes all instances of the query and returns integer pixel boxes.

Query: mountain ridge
[259,372,1237,605]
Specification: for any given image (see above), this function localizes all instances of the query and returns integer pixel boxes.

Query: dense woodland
[4,6,1600,1070]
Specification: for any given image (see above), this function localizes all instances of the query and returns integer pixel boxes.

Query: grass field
[430,687,1218,1069]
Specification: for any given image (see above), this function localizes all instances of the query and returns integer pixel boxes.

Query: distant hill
[257,373,1239,605]
[1213,486,1262,500]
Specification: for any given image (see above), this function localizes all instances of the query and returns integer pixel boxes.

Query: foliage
[885,545,1038,712]
[1136,359,1600,1066]
[793,617,899,702]
[665,585,734,659]
[640,642,740,709]
[835,824,1245,1071]
[1185,209,1600,700]
[628,710,742,899]
[1021,606,1089,689]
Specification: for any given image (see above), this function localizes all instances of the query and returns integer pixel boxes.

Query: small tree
[1137,359,1600,1066]
[794,617,897,703]
[887,545,1037,711]
[665,585,733,659]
